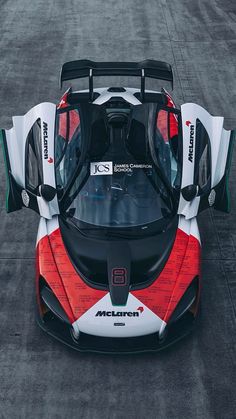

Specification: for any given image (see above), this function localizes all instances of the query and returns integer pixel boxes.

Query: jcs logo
[90,161,113,176]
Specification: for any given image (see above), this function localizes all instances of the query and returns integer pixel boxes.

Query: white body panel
[93,89,142,106]
[75,87,156,106]
[72,293,165,338]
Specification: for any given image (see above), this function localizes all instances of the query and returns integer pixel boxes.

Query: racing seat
[126,118,147,161]
[88,105,109,160]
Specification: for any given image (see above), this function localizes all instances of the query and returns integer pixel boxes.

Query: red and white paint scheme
[2,72,234,351]
[36,214,200,338]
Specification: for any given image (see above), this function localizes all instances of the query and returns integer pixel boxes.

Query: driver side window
[25,118,43,192]
[155,109,181,188]
[194,118,211,193]
[55,108,81,190]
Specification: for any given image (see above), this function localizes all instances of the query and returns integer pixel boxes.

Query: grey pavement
[0,1,236,418]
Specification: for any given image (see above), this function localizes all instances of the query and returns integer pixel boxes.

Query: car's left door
[1,102,59,219]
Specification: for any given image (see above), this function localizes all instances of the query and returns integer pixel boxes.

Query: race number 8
[112,268,127,286]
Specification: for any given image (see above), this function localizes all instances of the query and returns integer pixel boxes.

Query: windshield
[55,101,181,232]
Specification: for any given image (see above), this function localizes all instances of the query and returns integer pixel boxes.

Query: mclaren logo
[95,307,144,317]
[186,120,195,163]
[43,121,49,160]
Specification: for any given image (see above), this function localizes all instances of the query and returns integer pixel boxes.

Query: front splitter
[37,311,197,355]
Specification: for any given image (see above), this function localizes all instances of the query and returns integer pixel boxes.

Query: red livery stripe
[37,229,107,323]
[131,228,200,322]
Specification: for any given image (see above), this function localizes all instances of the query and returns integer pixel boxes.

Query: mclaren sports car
[1,60,235,353]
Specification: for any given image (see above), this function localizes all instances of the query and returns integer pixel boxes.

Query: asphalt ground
[0,1,236,418]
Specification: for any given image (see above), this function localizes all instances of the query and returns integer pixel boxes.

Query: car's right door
[178,103,235,219]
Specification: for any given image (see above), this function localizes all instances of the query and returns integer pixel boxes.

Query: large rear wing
[60,59,173,101]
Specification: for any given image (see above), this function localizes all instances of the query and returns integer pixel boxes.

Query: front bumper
[37,309,197,354]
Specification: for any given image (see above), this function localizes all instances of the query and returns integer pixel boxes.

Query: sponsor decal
[90,162,152,175]
[43,121,49,160]
[137,306,144,313]
[48,157,53,164]
[90,161,113,176]
[114,323,125,326]
[21,190,30,207]
[186,120,195,163]
[95,307,144,317]
[114,163,152,173]
[208,189,216,206]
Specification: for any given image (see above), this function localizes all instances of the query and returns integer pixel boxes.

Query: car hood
[58,215,178,298]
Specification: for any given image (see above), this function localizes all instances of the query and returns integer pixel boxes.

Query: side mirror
[181,185,198,201]
[39,184,57,202]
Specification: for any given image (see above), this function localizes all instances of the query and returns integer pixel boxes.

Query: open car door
[178,103,235,219]
[1,102,59,219]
